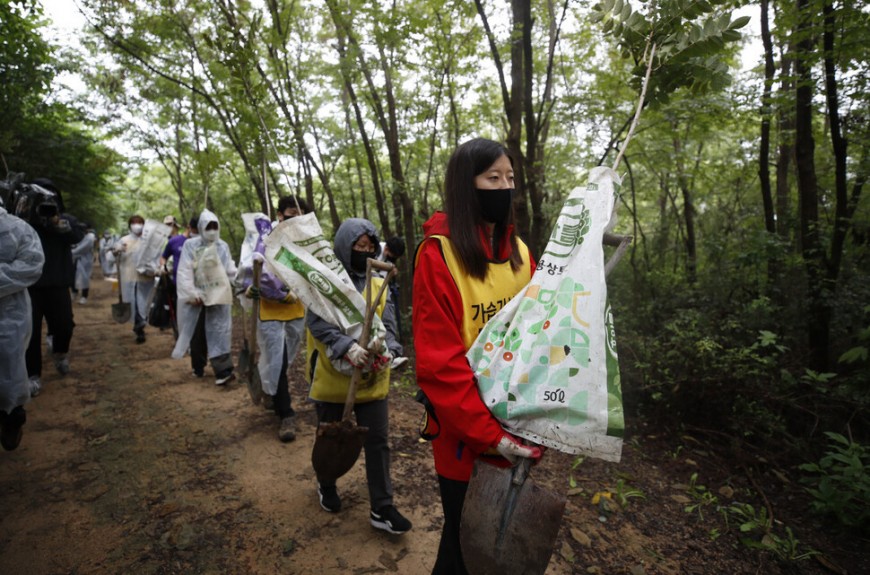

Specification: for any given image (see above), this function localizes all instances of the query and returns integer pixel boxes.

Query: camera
[0,173,61,226]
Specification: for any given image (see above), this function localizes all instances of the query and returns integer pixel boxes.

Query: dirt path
[0,275,452,573]
[2,272,865,575]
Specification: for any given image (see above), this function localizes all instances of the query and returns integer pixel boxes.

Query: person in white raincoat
[99,230,117,277]
[0,201,45,451]
[113,215,158,343]
[71,227,96,304]
[172,209,237,385]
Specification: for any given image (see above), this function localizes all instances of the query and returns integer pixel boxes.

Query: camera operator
[24,178,85,397]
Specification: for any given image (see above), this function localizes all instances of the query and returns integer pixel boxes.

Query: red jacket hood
[422,211,450,238]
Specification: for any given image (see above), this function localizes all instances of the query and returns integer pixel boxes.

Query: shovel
[111,261,132,324]
[460,457,567,575]
[311,258,397,484]
[241,260,264,405]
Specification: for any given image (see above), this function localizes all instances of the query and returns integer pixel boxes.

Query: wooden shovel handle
[340,258,397,422]
[368,259,395,274]
[251,260,262,358]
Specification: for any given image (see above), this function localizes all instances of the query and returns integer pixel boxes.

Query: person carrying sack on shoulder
[242,195,310,442]
[306,218,411,535]
[413,138,543,575]
[171,209,237,386]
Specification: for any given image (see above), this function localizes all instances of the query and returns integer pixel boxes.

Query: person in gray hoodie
[306,218,410,535]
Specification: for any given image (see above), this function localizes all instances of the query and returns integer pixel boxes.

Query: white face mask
[130,223,144,235]
[202,229,219,242]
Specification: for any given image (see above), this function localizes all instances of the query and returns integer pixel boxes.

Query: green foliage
[677,474,818,560]
[0,0,53,153]
[724,502,818,562]
[611,478,645,508]
[591,0,749,104]
[616,286,789,435]
[684,472,718,520]
[799,432,870,531]
[837,305,870,391]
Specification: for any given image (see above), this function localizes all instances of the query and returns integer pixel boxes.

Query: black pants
[274,346,294,419]
[189,309,208,374]
[26,286,74,378]
[167,280,178,338]
[315,399,393,510]
[189,309,232,376]
[432,475,470,575]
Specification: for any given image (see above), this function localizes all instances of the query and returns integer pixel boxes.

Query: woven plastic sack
[263,212,385,348]
[467,166,624,462]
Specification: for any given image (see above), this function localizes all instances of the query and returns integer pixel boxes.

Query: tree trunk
[794,0,828,370]
[672,132,697,284]
[775,54,793,241]
[759,0,776,236]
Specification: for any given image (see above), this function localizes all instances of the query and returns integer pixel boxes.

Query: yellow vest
[259,297,304,322]
[427,235,531,349]
[307,277,391,403]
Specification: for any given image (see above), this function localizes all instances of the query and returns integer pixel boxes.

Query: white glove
[495,434,542,465]
[367,336,383,354]
[345,343,370,368]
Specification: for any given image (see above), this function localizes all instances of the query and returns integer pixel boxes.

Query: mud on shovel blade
[310,259,397,484]
[460,458,567,575]
[111,263,132,324]
[243,260,264,405]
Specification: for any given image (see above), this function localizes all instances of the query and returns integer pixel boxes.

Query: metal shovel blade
[238,339,262,406]
[311,419,369,485]
[111,301,131,324]
[238,340,250,375]
[460,459,567,575]
[248,363,264,405]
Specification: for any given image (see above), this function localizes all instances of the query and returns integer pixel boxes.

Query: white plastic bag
[135,219,172,276]
[195,243,233,306]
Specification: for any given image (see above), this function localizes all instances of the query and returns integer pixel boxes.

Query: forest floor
[1,275,867,575]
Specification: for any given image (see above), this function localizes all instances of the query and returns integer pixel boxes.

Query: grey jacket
[306,218,402,361]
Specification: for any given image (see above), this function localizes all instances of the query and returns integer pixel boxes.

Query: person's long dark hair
[444,138,523,280]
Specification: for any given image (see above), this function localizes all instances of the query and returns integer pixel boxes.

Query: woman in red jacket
[413,138,542,574]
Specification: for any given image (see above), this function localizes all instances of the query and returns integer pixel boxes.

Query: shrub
[799,432,870,531]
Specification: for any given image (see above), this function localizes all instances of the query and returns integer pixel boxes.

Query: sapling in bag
[466,166,624,462]
[263,212,387,354]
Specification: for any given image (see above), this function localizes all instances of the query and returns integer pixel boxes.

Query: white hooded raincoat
[0,207,45,412]
[172,209,237,360]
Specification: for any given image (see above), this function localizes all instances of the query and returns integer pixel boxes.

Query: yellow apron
[307,277,390,403]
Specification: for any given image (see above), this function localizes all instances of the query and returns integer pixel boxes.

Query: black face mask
[476,188,514,224]
[350,250,374,273]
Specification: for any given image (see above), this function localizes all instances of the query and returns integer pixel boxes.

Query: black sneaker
[318,484,341,513]
[215,370,235,386]
[370,505,412,535]
[0,407,26,451]
[135,332,146,344]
